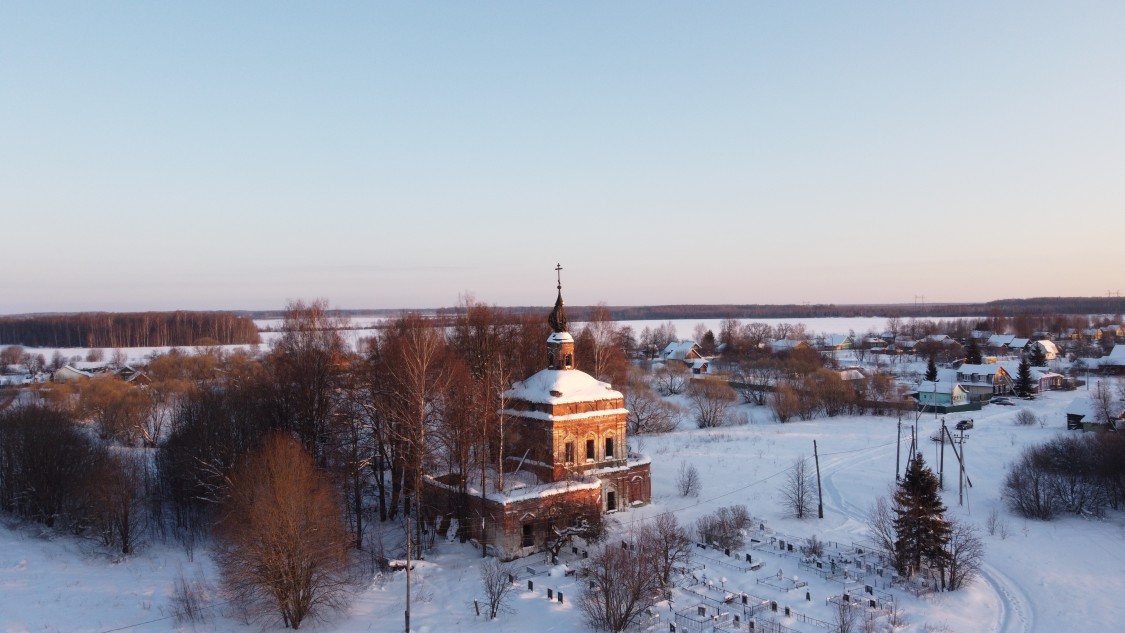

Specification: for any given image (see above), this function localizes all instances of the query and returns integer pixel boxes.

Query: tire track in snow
[979,562,1032,633]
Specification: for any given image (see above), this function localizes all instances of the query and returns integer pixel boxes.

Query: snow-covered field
[2,385,1123,633]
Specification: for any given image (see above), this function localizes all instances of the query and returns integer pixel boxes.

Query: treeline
[0,312,261,348]
[455,296,1125,322]
[984,297,1125,317]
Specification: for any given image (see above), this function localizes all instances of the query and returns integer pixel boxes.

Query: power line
[98,600,231,633]
[625,436,909,529]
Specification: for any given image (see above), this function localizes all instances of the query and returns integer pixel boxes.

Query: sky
[2,2,1124,314]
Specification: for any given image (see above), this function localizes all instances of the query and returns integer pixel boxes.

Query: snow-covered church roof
[504,368,623,405]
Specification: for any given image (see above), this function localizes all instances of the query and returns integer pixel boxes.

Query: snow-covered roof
[548,331,574,344]
[963,362,1008,375]
[924,334,950,342]
[661,340,699,360]
[55,365,94,379]
[1008,338,1030,349]
[916,380,964,395]
[998,362,1060,382]
[769,339,807,351]
[1034,340,1060,355]
[1066,396,1097,419]
[1102,344,1125,366]
[503,368,622,405]
[987,334,1015,347]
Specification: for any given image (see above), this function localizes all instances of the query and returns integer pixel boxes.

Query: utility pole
[405,495,412,633]
[939,418,946,490]
[895,419,902,481]
[813,440,824,519]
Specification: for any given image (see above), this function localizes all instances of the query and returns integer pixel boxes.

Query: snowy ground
[2,386,1123,633]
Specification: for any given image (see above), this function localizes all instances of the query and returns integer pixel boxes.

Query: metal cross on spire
[555,263,563,290]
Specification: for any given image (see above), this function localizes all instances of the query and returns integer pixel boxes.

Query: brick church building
[425,275,651,560]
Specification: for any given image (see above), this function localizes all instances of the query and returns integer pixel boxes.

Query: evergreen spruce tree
[1015,358,1034,397]
[965,338,983,365]
[1028,343,1047,367]
[925,355,938,382]
[892,453,951,583]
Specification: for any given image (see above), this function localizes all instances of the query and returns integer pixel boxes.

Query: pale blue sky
[2,2,1123,313]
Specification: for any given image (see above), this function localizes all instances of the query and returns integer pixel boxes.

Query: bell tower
[547,263,575,370]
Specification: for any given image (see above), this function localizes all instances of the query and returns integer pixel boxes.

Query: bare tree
[695,505,751,550]
[676,460,701,497]
[731,360,778,406]
[834,596,857,633]
[653,362,688,395]
[215,434,353,630]
[625,372,680,434]
[267,299,347,465]
[1091,380,1119,425]
[637,513,692,589]
[82,449,148,555]
[945,519,984,590]
[780,456,815,519]
[381,314,449,557]
[686,379,737,428]
[579,545,660,633]
[478,557,517,619]
[866,496,906,573]
[578,304,628,386]
[77,375,152,445]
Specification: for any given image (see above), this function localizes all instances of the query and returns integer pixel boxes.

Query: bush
[1014,409,1038,426]
[687,379,738,428]
[676,461,701,497]
[695,505,751,550]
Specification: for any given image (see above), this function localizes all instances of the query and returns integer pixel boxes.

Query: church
[425,272,651,560]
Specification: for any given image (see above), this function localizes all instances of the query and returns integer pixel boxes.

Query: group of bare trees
[1003,431,1125,520]
[1,296,646,628]
[580,514,692,632]
[0,404,148,554]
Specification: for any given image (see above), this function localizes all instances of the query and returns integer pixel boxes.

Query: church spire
[548,262,568,333]
[546,263,574,370]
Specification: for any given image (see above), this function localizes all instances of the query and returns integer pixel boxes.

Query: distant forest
[447,297,1125,323]
[0,312,261,348]
[248,296,1125,323]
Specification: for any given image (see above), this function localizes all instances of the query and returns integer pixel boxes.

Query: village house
[425,277,650,561]
[1065,394,1124,431]
[815,333,854,351]
[769,339,811,353]
[1028,340,1060,361]
[998,361,1065,393]
[915,380,971,410]
[955,364,1014,401]
[661,340,703,365]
